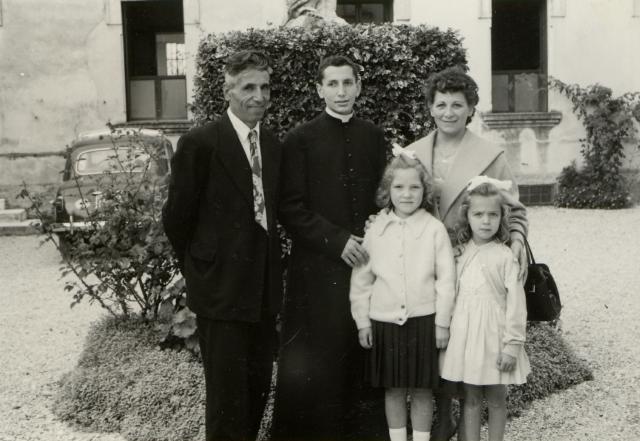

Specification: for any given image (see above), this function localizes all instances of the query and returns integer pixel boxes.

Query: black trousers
[197,314,276,441]
[270,311,386,441]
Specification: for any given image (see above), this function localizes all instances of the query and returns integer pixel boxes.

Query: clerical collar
[324,107,353,123]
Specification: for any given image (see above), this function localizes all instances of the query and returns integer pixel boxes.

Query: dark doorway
[122,0,187,121]
[491,0,547,112]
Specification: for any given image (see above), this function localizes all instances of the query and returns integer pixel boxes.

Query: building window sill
[114,120,192,136]
[481,111,562,130]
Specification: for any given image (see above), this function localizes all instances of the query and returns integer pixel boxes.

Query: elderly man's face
[225,69,271,128]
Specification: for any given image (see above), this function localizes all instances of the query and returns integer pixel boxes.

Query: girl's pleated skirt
[366,314,440,389]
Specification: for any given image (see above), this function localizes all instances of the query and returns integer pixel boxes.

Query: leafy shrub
[54,319,591,439]
[19,127,198,350]
[53,317,205,441]
[20,129,182,319]
[507,322,593,416]
[550,79,640,209]
[192,23,468,145]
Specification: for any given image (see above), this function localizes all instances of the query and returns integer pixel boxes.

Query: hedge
[192,24,468,144]
[53,319,592,440]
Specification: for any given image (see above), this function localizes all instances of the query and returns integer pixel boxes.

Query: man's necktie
[248,130,268,231]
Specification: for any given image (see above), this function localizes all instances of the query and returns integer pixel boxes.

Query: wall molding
[479,0,491,19]
[394,0,411,22]
[0,151,66,159]
[481,111,563,130]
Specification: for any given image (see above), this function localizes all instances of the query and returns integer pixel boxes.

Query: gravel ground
[0,236,125,441]
[1,206,639,441]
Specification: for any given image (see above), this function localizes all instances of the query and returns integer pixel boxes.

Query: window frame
[491,0,548,113]
[336,0,393,23]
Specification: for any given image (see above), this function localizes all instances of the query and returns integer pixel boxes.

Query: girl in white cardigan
[441,176,531,441]
[349,150,456,441]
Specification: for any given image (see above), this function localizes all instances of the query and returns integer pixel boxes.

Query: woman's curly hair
[455,182,512,246]
[424,66,479,125]
[375,154,434,214]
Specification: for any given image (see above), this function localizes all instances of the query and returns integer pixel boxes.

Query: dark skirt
[367,315,440,389]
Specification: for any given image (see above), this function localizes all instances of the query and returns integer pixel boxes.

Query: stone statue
[284,0,348,28]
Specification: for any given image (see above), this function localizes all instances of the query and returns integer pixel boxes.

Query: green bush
[508,322,593,416]
[550,80,640,209]
[19,127,198,351]
[53,317,205,441]
[54,319,591,440]
[192,24,468,144]
[20,128,183,319]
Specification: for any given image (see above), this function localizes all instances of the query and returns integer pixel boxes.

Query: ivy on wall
[550,79,640,209]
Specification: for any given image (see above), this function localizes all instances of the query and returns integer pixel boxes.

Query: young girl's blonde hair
[375,154,434,213]
[455,182,511,246]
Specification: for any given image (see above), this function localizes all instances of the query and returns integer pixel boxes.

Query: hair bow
[391,143,417,160]
[467,175,512,192]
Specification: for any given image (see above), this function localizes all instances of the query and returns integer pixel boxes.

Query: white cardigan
[349,208,456,330]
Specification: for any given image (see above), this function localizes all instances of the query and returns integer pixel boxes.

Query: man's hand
[364,213,378,232]
[510,237,528,281]
[497,353,517,372]
[341,235,369,268]
[358,327,373,349]
[435,325,450,349]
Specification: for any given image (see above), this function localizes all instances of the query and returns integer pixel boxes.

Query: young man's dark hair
[316,54,360,83]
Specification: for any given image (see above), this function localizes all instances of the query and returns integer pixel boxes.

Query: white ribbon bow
[391,143,417,160]
[467,175,512,192]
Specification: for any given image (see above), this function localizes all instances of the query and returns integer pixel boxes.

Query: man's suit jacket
[162,113,282,322]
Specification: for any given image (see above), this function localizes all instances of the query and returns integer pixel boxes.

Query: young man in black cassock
[271,55,389,440]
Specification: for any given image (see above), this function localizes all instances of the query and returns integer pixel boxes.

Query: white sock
[412,430,430,441]
[389,427,407,441]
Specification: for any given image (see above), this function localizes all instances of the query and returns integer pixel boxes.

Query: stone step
[0,219,42,236]
[0,208,27,222]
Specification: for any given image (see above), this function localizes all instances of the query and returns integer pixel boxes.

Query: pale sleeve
[487,153,528,242]
[433,222,457,328]
[502,254,528,358]
[349,232,375,330]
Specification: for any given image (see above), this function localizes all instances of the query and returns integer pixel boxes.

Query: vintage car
[51,127,174,233]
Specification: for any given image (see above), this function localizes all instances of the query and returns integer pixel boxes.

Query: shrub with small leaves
[53,318,591,439]
[507,322,593,416]
[192,24,468,145]
[53,317,205,441]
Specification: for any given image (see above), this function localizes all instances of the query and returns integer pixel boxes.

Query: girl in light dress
[440,176,531,441]
[349,149,456,441]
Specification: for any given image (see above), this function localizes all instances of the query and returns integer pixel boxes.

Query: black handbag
[524,238,562,321]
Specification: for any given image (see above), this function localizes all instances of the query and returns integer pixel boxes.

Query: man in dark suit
[271,55,388,440]
[162,50,282,441]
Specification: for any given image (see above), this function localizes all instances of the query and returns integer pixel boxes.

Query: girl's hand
[435,326,450,349]
[497,353,517,372]
[358,327,373,349]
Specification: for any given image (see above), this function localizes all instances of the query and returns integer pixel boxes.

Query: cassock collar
[324,107,354,123]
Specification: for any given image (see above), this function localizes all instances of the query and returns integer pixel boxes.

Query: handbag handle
[523,236,536,266]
